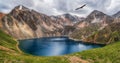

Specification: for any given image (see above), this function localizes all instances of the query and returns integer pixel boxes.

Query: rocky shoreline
[68,36,106,45]
[18,35,106,45]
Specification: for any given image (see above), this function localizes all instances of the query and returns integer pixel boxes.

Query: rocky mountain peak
[62,13,84,23]
[87,10,106,18]
[14,5,30,11]
[0,5,65,39]
[10,5,32,16]
[85,10,113,23]
[91,10,103,14]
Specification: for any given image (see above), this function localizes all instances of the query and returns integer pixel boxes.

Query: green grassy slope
[0,29,120,63]
[0,30,69,63]
[73,41,120,63]
[85,23,120,44]
[70,22,120,44]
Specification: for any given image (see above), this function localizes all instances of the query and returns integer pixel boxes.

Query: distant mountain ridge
[75,10,114,29]
[51,13,84,26]
[113,11,120,18]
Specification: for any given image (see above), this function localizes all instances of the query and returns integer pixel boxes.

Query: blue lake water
[19,37,103,56]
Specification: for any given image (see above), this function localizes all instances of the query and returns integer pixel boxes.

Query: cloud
[0,0,120,17]
[106,0,120,15]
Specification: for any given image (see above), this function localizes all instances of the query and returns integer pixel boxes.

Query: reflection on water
[19,37,103,56]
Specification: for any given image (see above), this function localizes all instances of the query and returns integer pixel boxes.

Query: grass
[0,29,120,63]
[72,41,120,63]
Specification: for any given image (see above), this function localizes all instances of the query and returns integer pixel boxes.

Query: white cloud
[0,0,120,17]
[106,0,120,15]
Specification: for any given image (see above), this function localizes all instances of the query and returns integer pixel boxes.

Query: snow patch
[19,5,22,10]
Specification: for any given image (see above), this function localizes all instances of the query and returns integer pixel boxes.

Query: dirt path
[0,45,15,52]
[68,56,89,63]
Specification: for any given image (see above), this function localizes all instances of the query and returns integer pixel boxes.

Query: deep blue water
[19,37,103,56]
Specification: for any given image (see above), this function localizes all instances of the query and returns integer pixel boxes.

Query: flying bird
[75,4,86,10]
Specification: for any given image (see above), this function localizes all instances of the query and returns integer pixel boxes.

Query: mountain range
[0,5,120,44]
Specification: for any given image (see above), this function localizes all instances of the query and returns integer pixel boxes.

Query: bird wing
[75,8,80,10]
[80,4,86,8]
[75,4,86,10]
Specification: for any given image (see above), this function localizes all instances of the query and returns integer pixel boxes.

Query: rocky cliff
[0,5,65,40]
[84,22,120,44]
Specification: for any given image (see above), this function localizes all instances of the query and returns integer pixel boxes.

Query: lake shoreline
[18,35,106,45]
[68,37,106,45]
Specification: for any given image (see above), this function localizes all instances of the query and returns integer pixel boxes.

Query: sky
[0,0,120,17]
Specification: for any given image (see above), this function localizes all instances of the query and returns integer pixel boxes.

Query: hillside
[84,22,120,44]
[70,22,120,44]
[70,10,120,44]
[73,41,120,63]
[0,29,120,63]
[0,5,64,40]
